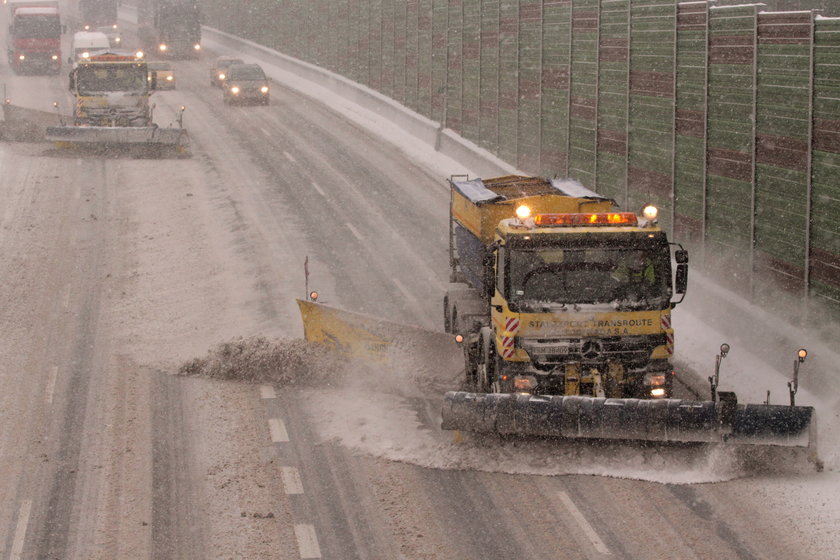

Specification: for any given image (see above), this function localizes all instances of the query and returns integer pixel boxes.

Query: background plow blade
[441,392,816,448]
[45,125,190,150]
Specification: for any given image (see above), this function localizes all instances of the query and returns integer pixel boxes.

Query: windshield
[218,59,243,69]
[13,15,60,38]
[507,245,671,308]
[230,67,265,80]
[76,65,149,94]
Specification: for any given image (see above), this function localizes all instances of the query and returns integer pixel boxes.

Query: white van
[69,31,110,65]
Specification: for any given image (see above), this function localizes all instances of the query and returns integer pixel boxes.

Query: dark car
[210,56,245,88]
[223,64,270,105]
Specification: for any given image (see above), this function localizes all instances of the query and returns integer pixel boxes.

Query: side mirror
[149,72,157,90]
[675,264,688,294]
[675,248,689,264]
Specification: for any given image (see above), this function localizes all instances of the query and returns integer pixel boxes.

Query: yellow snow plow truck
[45,50,189,155]
[440,175,815,450]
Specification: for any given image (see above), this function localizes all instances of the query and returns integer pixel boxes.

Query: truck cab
[445,175,688,399]
[68,52,154,127]
[7,4,62,74]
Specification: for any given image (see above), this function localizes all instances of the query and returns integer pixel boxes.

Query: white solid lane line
[259,385,277,399]
[268,418,290,442]
[294,524,322,559]
[557,491,611,555]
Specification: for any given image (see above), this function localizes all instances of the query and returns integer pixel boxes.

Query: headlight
[513,375,537,393]
[166,75,173,81]
[646,374,667,386]
[114,37,121,43]
[159,44,167,52]
[18,54,24,61]
[260,86,269,94]
[51,54,58,60]
[650,387,667,398]
[218,73,225,80]
[230,86,240,94]
[194,44,201,50]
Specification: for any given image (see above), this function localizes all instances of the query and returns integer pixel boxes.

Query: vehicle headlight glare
[646,374,667,386]
[230,86,240,94]
[260,86,269,93]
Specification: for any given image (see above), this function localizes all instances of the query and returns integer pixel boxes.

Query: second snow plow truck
[440,175,815,450]
[45,50,189,155]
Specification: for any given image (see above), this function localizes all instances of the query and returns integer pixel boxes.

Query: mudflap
[45,125,191,156]
[441,391,816,450]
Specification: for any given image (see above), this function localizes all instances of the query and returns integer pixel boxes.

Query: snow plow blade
[297,299,462,373]
[45,125,190,154]
[441,392,816,448]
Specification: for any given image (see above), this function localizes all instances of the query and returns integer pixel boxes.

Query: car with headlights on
[223,63,270,105]
[210,55,244,88]
[148,61,176,90]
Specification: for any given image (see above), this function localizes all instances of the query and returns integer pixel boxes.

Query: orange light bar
[533,212,638,227]
[86,54,141,62]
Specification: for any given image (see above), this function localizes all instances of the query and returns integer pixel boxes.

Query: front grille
[521,334,666,370]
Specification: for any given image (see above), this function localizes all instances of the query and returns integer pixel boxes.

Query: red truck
[6,0,63,74]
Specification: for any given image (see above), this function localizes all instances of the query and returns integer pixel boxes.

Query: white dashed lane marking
[280,466,304,495]
[10,499,32,560]
[558,491,611,555]
[268,418,290,442]
[45,365,58,404]
[311,181,326,197]
[346,222,363,241]
[260,385,276,399]
[294,524,322,559]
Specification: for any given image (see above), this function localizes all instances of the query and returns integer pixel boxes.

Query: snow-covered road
[0,12,837,558]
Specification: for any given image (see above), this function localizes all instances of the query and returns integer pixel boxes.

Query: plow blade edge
[441,392,815,448]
